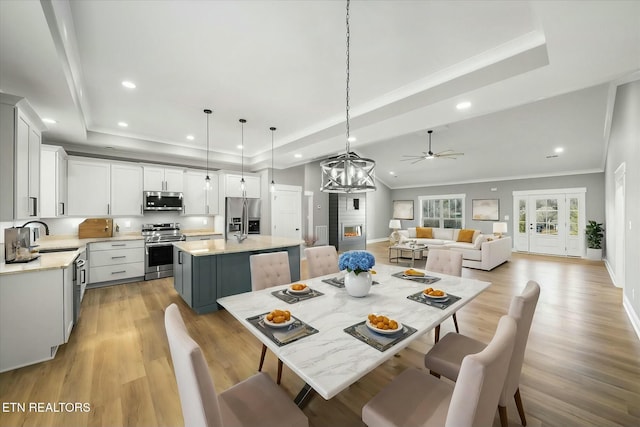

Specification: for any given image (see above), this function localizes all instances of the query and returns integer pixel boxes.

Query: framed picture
[472,199,499,221]
[393,200,414,220]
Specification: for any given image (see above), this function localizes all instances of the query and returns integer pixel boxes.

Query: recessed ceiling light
[555,147,564,153]
[122,81,136,89]
[456,101,472,110]
[118,122,128,127]
[186,135,194,140]
[389,171,394,175]
[294,153,302,158]
[347,136,357,142]
[42,118,57,124]
[237,145,243,149]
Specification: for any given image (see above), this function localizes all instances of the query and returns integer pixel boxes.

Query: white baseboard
[367,237,389,244]
[623,293,640,341]
[603,258,622,287]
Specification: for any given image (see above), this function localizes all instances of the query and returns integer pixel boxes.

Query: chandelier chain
[345,0,350,153]
[270,127,276,184]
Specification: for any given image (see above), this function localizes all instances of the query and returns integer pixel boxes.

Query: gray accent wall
[604,79,639,329]
[366,178,393,241]
[391,173,605,236]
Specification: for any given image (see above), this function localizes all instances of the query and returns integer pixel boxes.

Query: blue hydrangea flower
[339,250,375,275]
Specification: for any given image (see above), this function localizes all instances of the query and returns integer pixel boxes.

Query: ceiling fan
[401,130,464,164]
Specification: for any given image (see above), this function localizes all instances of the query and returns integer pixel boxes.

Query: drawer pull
[111,256,126,259]
[111,270,127,275]
[111,244,126,247]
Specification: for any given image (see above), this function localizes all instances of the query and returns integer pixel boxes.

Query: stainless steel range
[142,223,185,280]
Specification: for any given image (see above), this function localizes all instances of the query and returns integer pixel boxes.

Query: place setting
[407,287,461,309]
[392,268,442,285]
[246,309,319,347]
[322,275,380,288]
[343,313,417,352]
[270,283,325,304]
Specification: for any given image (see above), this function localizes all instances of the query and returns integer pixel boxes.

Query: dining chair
[164,303,308,427]
[362,315,517,427]
[424,280,540,427]
[425,249,463,342]
[249,251,291,384]
[304,245,339,278]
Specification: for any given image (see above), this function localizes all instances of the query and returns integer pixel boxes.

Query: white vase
[344,271,372,297]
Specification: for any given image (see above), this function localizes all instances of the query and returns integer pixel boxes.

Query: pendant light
[270,126,276,193]
[320,0,376,193]
[239,119,246,193]
[204,108,212,190]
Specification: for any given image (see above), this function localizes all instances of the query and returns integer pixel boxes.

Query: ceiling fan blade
[410,158,425,164]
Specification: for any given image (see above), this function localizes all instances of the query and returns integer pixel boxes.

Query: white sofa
[398,227,511,271]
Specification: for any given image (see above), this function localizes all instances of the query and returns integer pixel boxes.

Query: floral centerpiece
[339,251,375,275]
[339,251,375,297]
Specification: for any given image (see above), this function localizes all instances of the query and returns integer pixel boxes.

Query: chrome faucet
[234,232,248,243]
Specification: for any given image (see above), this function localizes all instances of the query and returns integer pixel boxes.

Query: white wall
[604,79,640,337]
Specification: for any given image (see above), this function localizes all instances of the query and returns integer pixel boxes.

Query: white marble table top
[217,263,491,400]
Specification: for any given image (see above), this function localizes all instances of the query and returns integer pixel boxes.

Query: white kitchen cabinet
[224,173,260,198]
[88,240,144,286]
[0,94,44,221]
[143,166,184,192]
[183,170,219,215]
[40,145,68,217]
[68,157,111,216]
[0,268,69,373]
[111,163,143,216]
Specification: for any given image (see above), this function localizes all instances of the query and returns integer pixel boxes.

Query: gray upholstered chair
[304,245,339,278]
[425,249,464,342]
[424,280,540,427]
[362,315,517,427]
[249,251,291,384]
[164,304,308,427]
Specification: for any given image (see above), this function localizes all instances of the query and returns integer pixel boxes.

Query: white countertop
[218,263,492,400]
[182,230,223,237]
[173,235,303,256]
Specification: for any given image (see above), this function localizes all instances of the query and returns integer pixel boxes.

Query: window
[419,194,465,229]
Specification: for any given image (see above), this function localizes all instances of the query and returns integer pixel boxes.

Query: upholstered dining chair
[362,315,517,427]
[164,304,308,427]
[424,280,540,427]
[425,249,464,342]
[249,251,291,384]
[304,245,339,278]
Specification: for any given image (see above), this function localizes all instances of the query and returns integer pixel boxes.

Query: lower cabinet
[88,240,144,286]
[184,234,223,242]
[173,245,300,314]
[0,265,72,373]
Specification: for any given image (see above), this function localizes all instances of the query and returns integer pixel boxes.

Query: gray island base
[173,236,302,314]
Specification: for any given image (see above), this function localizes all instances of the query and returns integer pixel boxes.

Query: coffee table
[388,243,427,267]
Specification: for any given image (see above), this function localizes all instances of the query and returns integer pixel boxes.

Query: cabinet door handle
[29,197,37,216]
[80,269,86,284]
[107,203,110,214]
[60,202,65,215]
[111,270,126,275]
[111,256,126,259]
[178,251,182,264]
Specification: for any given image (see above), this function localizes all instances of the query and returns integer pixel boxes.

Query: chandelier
[320,0,376,193]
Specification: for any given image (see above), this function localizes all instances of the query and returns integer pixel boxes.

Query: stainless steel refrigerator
[225,197,261,240]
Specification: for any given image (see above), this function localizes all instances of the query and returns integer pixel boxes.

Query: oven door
[145,242,175,280]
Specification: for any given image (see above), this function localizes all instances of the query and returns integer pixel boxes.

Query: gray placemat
[270,288,324,304]
[247,312,319,347]
[407,291,461,309]
[344,321,417,352]
[392,271,442,285]
[322,276,380,288]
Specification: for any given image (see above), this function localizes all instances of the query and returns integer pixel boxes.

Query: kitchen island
[172,235,303,314]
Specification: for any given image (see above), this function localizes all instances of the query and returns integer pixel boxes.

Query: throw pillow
[457,229,475,243]
[416,227,433,238]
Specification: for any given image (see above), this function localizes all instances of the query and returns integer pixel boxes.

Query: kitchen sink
[38,247,79,253]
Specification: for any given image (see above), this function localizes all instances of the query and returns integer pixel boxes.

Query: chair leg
[498,405,508,427]
[429,370,441,378]
[277,359,283,385]
[452,313,460,333]
[514,388,527,426]
[258,344,267,372]
[434,325,441,343]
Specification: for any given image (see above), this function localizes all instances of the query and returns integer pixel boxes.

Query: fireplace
[329,194,366,251]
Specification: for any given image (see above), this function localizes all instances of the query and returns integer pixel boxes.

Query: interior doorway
[513,188,586,257]
[614,163,625,288]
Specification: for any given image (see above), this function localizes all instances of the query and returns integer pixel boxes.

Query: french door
[513,189,585,257]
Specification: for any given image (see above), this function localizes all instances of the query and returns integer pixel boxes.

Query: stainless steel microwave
[143,191,183,211]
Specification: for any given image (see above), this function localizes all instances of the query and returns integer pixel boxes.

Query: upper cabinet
[0,94,45,220]
[183,170,219,215]
[224,173,260,198]
[110,163,143,216]
[40,145,68,218]
[143,166,184,192]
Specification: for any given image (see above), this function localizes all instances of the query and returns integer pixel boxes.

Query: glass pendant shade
[320,152,376,193]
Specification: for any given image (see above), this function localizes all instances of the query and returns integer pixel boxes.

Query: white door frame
[614,163,625,288]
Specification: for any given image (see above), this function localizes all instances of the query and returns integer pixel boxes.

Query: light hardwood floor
[1,243,639,427]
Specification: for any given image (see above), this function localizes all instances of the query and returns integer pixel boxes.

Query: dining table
[216,263,491,407]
